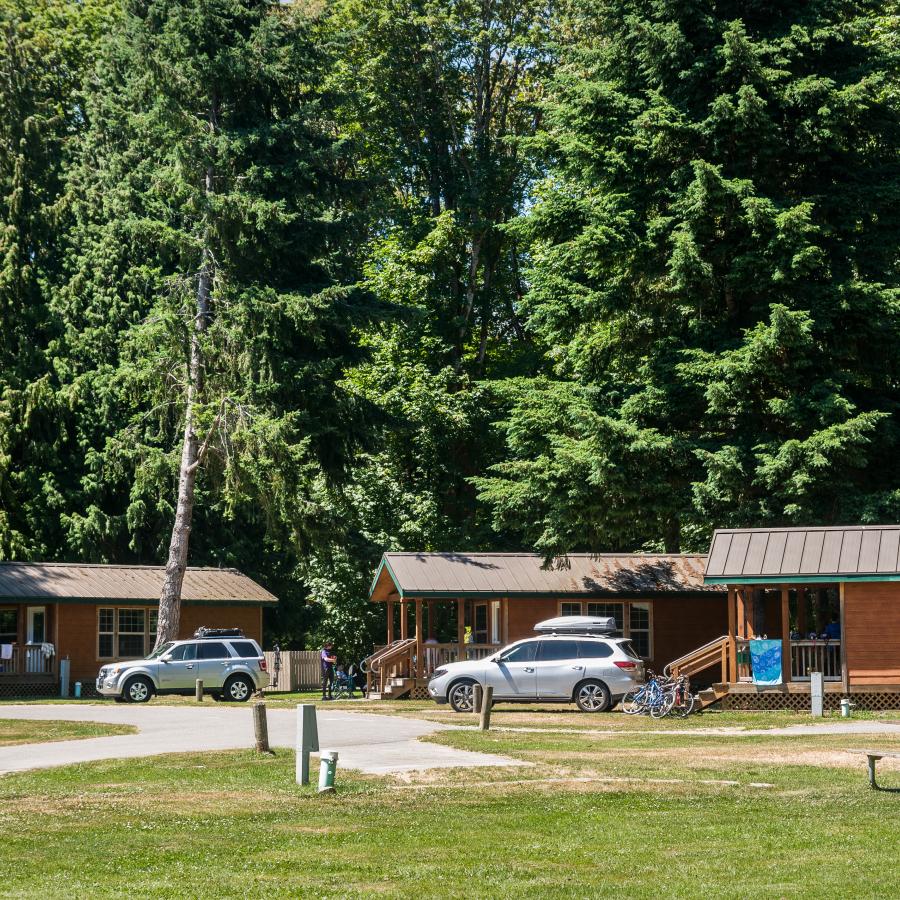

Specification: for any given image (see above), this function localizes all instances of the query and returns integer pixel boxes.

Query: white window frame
[97,606,157,661]
[557,600,653,659]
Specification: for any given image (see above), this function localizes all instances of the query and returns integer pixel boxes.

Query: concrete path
[0,704,525,776]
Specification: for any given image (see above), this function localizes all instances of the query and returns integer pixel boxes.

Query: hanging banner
[749,639,783,685]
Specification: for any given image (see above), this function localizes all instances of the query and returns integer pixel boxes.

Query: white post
[810,671,824,717]
[59,657,70,699]
[296,703,319,785]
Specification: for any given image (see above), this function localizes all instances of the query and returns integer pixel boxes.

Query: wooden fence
[263,650,321,692]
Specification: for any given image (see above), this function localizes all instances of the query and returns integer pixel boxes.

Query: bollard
[253,701,270,753]
[318,750,338,793]
[74,681,82,699]
[479,685,494,731]
[195,679,204,702]
[296,703,319,786]
[59,658,70,699]
[472,684,482,715]
[840,697,853,718]
[810,671,824,717]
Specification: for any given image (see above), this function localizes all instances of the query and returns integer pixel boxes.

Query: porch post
[839,581,849,694]
[727,587,737,683]
[400,602,408,640]
[736,588,746,639]
[781,586,791,683]
[415,599,423,680]
[386,600,395,645]
[456,599,466,660]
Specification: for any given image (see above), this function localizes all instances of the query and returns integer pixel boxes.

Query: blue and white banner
[749,639,783,685]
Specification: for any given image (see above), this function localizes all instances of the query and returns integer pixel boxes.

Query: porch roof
[704,525,900,584]
[369,552,721,601]
[0,562,277,605]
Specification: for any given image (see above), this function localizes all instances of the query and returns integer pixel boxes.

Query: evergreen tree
[53,0,367,642]
[477,0,900,555]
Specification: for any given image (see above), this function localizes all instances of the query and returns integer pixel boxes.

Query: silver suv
[428,618,644,713]
[96,628,269,703]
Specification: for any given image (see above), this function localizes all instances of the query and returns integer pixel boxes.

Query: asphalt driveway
[0,704,524,776]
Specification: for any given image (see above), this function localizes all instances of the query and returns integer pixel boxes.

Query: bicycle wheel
[672,692,696,718]
[650,690,676,718]
[621,689,646,715]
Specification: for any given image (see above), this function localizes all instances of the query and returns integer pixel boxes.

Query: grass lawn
[0,718,136,746]
[1,710,900,898]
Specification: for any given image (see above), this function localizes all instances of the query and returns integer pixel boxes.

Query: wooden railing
[0,645,56,677]
[790,640,842,681]
[424,643,498,671]
[665,635,729,679]
[365,639,417,694]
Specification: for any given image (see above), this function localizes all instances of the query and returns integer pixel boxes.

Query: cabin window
[558,600,653,659]
[0,608,17,645]
[97,607,158,660]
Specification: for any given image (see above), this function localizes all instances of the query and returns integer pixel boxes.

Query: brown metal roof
[705,526,900,581]
[0,563,277,604]
[370,553,720,600]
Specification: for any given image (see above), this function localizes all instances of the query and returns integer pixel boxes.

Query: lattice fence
[0,682,57,699]
[724,691,900,711]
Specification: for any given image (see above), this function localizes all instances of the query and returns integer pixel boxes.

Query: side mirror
[160,654,172,663]
[490,656,501,664]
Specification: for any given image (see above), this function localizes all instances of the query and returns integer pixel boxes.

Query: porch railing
[424,642,498,672]
[790,639,842,681]
[0,645,56,677]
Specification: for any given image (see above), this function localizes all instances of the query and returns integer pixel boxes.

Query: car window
[167,643,197,661]
[617,640,641,661]
[229,641,260,659]
[198,641,230,660]
[500,641,538,663]
[577,640,613,659]
[537,640,580,661]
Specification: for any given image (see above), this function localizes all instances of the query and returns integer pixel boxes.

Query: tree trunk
[154,168,214,649]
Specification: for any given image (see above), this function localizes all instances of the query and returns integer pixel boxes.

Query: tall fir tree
[52,0,368,642]
[477,0,900,555]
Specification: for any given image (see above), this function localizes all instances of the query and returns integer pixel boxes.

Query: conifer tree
[477,0,900,554]
[55,0,366,644]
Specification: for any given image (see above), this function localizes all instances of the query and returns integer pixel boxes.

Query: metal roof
[0,563,278,604]
[369,553,720,600]
[705,526,900,583]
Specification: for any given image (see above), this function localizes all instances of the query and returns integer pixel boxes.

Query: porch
[0,602,58,686]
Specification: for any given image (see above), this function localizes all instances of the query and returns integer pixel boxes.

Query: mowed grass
[2,717,900,897]
[0,718,136,746]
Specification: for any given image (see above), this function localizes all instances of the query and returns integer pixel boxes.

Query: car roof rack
[193,627,246,639]
[533,616,618,635]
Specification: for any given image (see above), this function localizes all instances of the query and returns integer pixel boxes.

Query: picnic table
[847,749,900,791]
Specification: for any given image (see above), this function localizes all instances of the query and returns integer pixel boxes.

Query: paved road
[0,704,525,776]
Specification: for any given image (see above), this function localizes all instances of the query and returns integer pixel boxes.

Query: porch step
[696,683,729,709]
[367,678,415,701]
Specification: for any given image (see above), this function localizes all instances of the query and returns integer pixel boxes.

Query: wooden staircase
[665,635,732,710]
[364,638,417,698]
[367,677,416,701]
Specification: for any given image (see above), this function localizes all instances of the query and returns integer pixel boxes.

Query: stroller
[332,665,357,700]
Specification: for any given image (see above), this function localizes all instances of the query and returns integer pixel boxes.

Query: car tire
[123,676,153,704]
[222,675,254,702]
[574,679,611,713]
[447,678,477,713]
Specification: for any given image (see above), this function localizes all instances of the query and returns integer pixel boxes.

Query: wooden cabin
[366,552,727,698]
[0,563,276,696]
[681,524,900,710]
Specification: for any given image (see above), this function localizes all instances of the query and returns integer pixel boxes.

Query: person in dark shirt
[320,641,337,700]
[824,617,841,640]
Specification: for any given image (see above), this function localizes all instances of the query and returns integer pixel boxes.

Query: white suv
[428,618,644,713]
[96,628,269,703]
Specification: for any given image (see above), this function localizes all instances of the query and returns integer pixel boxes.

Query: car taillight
[259,658,267,671]
[614,661,637,670]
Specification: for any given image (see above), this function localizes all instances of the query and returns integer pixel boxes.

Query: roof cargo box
[533,616,617,635]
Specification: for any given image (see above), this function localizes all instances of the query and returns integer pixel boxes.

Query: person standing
[320,641,337,700]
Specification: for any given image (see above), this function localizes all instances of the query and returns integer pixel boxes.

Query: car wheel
[448,679,477,713]
[123,676,153,704]
[575,679,611,713]
[222,675,253,702]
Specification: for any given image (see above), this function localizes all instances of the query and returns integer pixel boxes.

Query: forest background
[1,0,897,656]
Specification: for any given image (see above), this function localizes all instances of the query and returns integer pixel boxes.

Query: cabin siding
[58,602,264,683]
[844,582,900,685]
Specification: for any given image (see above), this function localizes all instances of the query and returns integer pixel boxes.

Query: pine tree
[477,0,900,554]
[54,0,367,643]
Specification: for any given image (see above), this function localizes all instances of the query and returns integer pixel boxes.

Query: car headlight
[430,668,448,680]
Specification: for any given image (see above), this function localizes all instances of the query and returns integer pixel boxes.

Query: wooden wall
[57,603,264,682]
[844,582,900,685]
[503,594,727,673]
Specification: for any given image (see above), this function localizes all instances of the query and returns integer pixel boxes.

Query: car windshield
[146,642,174,660]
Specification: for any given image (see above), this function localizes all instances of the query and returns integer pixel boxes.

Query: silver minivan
[427,618,644,713]
[97,628,269,703]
